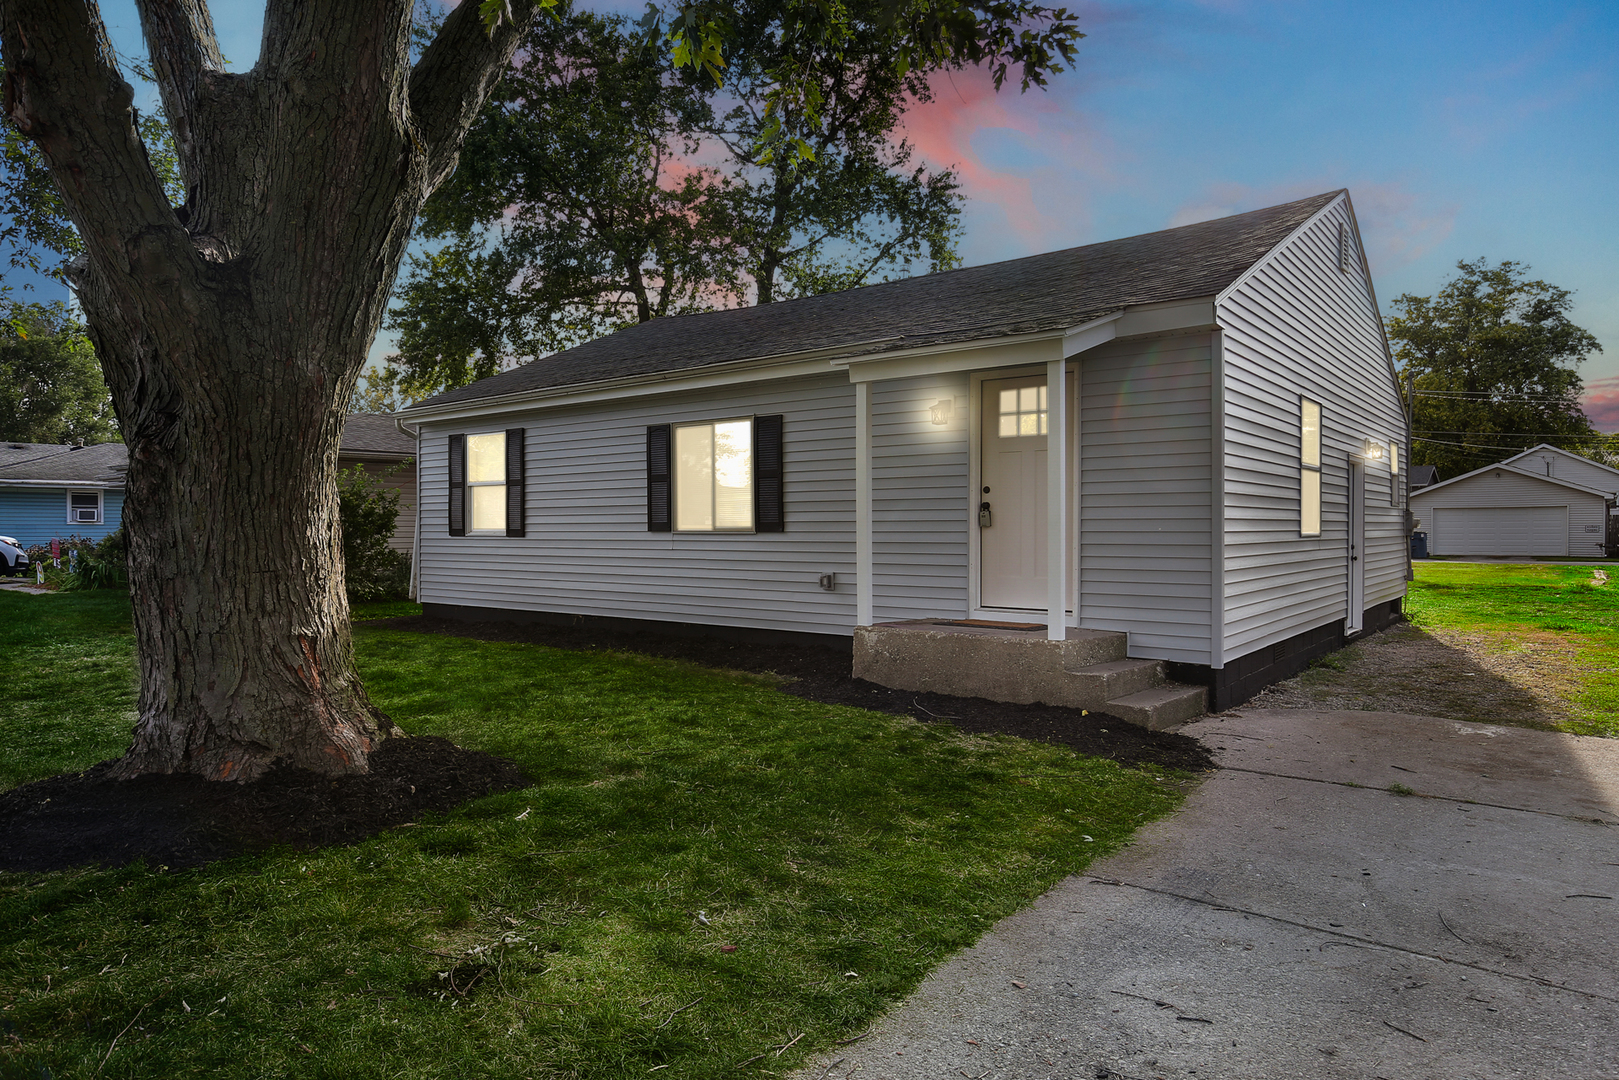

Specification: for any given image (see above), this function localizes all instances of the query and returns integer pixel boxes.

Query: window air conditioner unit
[73,508,99,523]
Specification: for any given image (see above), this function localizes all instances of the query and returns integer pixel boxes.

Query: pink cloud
[1169,178,1457,273]
[1583,376,1619,433]
[902,67,1116,248]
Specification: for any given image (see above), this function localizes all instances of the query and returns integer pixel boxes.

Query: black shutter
[448,434,466,537]
[505,428,525,537]
[647,424,672,531]
[754,414,784,532]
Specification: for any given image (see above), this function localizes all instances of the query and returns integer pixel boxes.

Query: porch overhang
[847,297,1218,643]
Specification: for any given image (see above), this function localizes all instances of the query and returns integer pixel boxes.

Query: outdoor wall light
[929,398,955,425]
[1362,439,1384,460]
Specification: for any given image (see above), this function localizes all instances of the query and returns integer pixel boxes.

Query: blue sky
[13,1,1618,424]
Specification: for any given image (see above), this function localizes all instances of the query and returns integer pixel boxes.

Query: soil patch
[378,614,1214,774]
[1240,622,1577,728]
[0,736,527,873]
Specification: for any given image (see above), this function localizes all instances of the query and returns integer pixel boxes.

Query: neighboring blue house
[0,441,128,547]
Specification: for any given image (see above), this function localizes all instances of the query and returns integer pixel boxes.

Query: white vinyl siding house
[405,190,1408,710]
[1215,196,1408,667]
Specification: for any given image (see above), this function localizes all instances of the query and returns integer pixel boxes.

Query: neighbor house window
[447,430,526,538]
[647,416,784,533]
[68,490,102,524]
[1300,398,1321,536]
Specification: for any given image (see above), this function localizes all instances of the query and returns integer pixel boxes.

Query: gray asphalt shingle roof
[412,191,1342,411]
[0,441,127,484]
[340,414,417,457]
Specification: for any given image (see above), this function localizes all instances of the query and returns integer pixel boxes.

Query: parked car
[0,534,28,576]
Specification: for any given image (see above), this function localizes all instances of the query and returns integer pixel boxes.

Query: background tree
[1388,258,1603,479]
[389,8,735,398]
[0,298,117,443]
[349,362,415,414]
[1,0,1079,784]
[388,0,1010,397]
[701,3,965,306]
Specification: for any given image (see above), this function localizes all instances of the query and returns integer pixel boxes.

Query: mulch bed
[385,613,1215,774]
[0,736,526,873]
[1,615,1212,875]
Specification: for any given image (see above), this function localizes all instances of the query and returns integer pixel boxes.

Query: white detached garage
[1412,445,1618,558]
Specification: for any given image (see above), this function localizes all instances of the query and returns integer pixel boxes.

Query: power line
[1414,430,1608,438]
[1411,390,1583,402]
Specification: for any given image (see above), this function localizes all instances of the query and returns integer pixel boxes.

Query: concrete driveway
[795,710,1619,1080]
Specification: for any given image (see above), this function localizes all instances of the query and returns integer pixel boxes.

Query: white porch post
[1046,356,1068,640]
[855,380,873,627]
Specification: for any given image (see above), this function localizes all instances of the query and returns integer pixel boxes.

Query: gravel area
[1239,620,1583,728]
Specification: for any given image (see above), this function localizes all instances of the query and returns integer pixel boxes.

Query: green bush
[60,526,129,591]
[22,534,98,589]
[339,464,412,602]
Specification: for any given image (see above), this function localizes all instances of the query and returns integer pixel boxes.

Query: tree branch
[409,0,536,192]
[0,0,187,272]
[131,0,223,182]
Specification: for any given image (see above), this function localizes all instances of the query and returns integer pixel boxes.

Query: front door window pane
[998,385,1047,438]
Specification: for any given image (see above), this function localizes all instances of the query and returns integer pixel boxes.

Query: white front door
[1347,460,1365,633]
[980,376,1048,609]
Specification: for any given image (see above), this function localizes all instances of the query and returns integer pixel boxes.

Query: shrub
[60,527,130,591]
[23,534,98,589]
[338,464,412,602]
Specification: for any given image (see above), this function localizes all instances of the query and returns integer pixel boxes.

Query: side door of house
[980,375,1048,610]
[1347,460,1365,633]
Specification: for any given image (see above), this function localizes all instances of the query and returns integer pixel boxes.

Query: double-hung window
[1300,398,1322,536]
[647,415,784,533]
[448,430,526,538]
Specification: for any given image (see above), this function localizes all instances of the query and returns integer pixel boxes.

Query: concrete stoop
[853,620,1208,731]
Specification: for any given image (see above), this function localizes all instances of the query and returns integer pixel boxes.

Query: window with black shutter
[647,424,672,531]
[448,434,466,537]
[754,414,784,532]
[505,428,525,537]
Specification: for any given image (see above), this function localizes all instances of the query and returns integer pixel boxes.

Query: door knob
[978,502,992,528]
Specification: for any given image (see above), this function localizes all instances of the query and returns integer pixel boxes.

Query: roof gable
[1411,460,1615,501]
[410,191,1344,411]
[1494,443,1619,484]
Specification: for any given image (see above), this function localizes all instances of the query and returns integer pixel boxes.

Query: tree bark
[1,0,532,780]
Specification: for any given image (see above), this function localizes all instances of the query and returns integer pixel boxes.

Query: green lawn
[0,592,1183,1079]
[1407,562,1619,736]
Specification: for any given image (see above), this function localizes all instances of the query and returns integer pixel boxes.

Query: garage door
[1431,506,1567,556]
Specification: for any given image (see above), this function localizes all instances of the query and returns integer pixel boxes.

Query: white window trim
[672,415,756,534]
[464,430,507,535]
[67,489,103,525]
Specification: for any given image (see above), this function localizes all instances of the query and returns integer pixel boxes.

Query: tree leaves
[1389,259,1603,478]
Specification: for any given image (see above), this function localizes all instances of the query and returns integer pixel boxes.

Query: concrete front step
[1105,683,1210,731]
[853,622,1129,708]
[1065,657,1164,700]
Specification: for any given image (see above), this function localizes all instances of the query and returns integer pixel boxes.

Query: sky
[12,1,1619,427]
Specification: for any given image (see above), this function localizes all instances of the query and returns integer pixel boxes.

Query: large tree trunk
[1,0,532,780]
